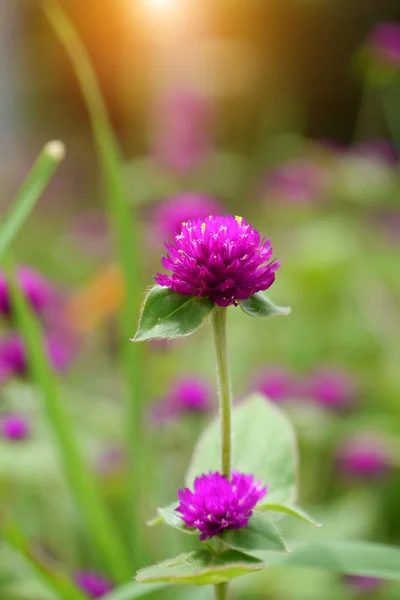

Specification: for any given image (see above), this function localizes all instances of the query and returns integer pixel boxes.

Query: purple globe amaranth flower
[151,376,212,423]
[368,22,400,67]
[0,414,30,441]
[253,366,294,402]
[156,215,280,307]
[0,266,55,320]
[176,471,267,540]
[262,159,330,204]
[154,89,213,173]
[152,193,223,241]
[74,572,113,598]
[344,575,383,594]
[305,367,357,410]
[336,435,391,480]
[0,333,74,385]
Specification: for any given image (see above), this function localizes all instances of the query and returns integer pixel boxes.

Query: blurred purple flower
[156,215,279,307]
[0,266,56,320]
[263,159,329,204]
[336,435,391,480]
[354,138,398,164]
[75,572,113,598]
[151,376,212,423]
[0,413,30,441]
[177,471,267,540]
[305,367,357,410]
[96,445,125,476]
[154,90,212,173]
[152,192,223,241]
[253,366,294,402]
[68,211,111,257]
[0,333,75,386]
[368,22,400,67]
[344,574,383,594]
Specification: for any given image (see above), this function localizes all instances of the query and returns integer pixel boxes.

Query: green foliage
[136,550,265,586]
[256,503,321,527]
[222,512,288,552]
[186,394,297,504]
[147,503,197,535]
[258,541,400,581]
[238,293,291,319]
[132,286,215,341]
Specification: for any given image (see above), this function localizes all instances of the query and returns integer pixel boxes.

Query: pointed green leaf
[147,503,197,535]
[238,292,291,319]
[136,550,265,586]
[258,541,400,581]
[132,286,215,341]
[256,503,321,527]
[222,512,287,553]
[186,394,297,504]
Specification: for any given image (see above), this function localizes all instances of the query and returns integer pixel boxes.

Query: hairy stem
[212,307,233,600]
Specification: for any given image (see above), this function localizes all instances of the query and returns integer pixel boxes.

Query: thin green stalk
[212,308,233,479]
[212,308,233,600]
[40,0,145,562]
[5,256,131,583]
[0,509,88,600]
[214,582,228,600]
[0,140,65,259]
[382,80,400,150]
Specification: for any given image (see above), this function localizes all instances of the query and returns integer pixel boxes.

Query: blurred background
[1,0,400,598]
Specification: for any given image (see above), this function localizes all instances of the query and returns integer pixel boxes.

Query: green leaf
[132,286,215,341]
[259,541,400,581]
[238,293,291,319]
[147,503,197,535]
[0,141,65,260]
[256,503,321,527]
[186,394,297,504]
[222,512,287,552]
[136,550,265,586]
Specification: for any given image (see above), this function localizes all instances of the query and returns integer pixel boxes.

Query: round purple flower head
[75,572,113,598]
[153,193,223,240]
[0,414,30,441]
[156,215,279,307]
[336,435,391,480]
[176,471,267,540]
[344,575,383,594]
[0,266,55,320]
[253,366,294,403]
[368,22,400,66]
[306,367,357,410]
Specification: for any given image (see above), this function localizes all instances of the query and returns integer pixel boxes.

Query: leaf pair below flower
[132,286,290,342]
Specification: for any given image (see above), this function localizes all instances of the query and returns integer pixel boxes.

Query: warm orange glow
[67,265,125,334]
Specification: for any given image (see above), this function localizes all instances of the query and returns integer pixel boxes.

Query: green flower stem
[214,582,228,600]
[212,308,233,600]
[212,308,233,479]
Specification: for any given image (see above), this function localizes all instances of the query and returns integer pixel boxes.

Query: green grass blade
[5,256,131,583]
[0,140,65,259]
[0,509,88,600]
[40,0,145,562]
